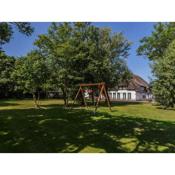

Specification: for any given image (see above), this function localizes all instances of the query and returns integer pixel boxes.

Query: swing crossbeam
[73,82,111,112]
[79,82,105,87]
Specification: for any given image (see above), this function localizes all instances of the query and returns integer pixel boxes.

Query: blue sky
[2,22,155,82]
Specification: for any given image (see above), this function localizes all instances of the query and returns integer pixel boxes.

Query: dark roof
[113,74,150,91]
[131,74,149,88]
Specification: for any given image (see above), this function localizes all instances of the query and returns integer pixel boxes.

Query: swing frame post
[73,82,111,112]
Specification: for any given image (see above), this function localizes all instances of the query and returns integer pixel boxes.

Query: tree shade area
[0,99,175,153]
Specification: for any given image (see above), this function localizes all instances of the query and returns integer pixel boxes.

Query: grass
[0,99,175,153]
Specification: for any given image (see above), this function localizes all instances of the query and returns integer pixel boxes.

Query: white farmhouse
[108,74,152,101]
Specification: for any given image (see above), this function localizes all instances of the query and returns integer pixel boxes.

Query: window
[117,93,120,99]
[128,93,131,100]
[123,93,126,100]
[113,93,116,99]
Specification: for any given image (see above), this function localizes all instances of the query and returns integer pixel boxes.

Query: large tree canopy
[0,51,15,97]
[152,40,175,108]
[0,22,34,98]
[0,22,34,50]
[12,50,50,107]
[35,22,131,106]
[137,22,175,61]
[137,22,175,108]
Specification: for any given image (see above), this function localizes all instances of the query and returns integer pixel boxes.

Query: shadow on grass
[92,101,145,107]
[0,103,175,153]
[151,102,175,111]
[0,101,19,107]
[111,101,144,106]
[156,106,175,111]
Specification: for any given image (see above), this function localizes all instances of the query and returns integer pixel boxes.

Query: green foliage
[137,22,175,108]
[0,22,34,97]
[0,23,12,45]
[35,22,131,105]
[0,22,33,50]
[0,51,15,97]
[0,22,131,106]
[137,23,175,61]
[152,40,175,108]
[12,50,50,107]
[12,22,34,36]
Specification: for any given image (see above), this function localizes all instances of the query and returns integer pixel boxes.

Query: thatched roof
[112,74,150,92]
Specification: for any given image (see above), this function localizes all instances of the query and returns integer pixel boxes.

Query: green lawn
[0,99,175,153]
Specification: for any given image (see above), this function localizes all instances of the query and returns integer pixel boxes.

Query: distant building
[108,74,152,101]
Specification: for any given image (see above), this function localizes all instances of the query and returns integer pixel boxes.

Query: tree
[0,22,33,50]
[137,22,175,108]
[0,23,34,98]
[83,26,131,88]
[0,51,15,97]
[35,22,78,106]
[152,40,175,108]
[12,50,50,108]
[35,22,131,106]
[137,22,175,61]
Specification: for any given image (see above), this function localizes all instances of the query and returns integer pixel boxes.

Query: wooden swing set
[73,82,111,112]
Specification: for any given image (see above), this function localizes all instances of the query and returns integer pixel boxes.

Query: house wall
[136,92,152,101]
[83,89,152,101]
[136,92,143,101]
[108,90,136,101]
[108,90,152,101]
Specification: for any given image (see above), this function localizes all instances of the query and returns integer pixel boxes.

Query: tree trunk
[63,95,68,107]
[64,80,69,107]
[32,93,39,108]
[61,87,69,107]
[37,91,40,108]
[32,93,40,108]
